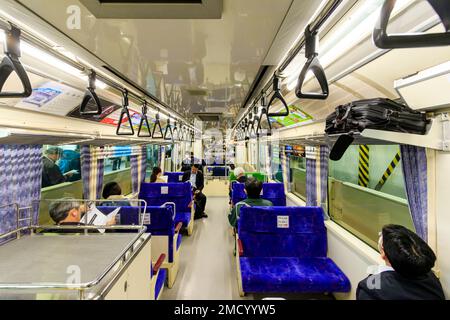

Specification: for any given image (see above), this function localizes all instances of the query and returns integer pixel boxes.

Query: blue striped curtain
[320,146,330,217]
[131,145,148,194]
[400,145,428,241]
[81,146,104,200]
[0,145,42,239]
[306,146,318,206]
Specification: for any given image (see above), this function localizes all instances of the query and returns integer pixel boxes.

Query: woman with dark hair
[101,181,131,207]
[150,167,166,183]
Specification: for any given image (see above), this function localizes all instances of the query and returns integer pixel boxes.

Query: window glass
[271,145,284,183]
[289,145,306,201]
[328,145,414,249]
[41,145,81,189]
[103,146,132,197]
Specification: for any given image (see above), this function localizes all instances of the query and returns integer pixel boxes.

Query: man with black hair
[182,164,208,219]
[357,224,445,300]
[228,177,273,228]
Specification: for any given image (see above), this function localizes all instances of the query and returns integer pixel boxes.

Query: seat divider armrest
[153,253,166,275]
[237,239,244,257]
[175,222,183,233]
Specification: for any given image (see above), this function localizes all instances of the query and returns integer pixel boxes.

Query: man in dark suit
[42,147,74,188]
[357,224,445,300]
[182,164,208,220]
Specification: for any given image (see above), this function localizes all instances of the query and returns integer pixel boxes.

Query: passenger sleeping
[357,225,445,300]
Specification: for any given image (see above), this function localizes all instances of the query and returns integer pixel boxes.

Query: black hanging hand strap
[164,117,173,141]
[267,75,289,117]
[295,24,329,100]
[373,0,450,49]
[80,71,102,115]
[152,110,164,139]
[257,94,272,137]
[0,25,32,98]
[116,90,135,136]
[138,101,152,138]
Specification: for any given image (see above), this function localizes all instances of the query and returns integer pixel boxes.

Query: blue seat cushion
[175,211,191,227]
[155,268,167,299]
[240,257,351,293]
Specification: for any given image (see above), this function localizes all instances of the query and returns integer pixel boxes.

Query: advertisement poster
[68,97,122,121]
[272,105,313,127]
[14,81,84,116]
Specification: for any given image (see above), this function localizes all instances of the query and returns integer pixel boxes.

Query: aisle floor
[160,196,249,300]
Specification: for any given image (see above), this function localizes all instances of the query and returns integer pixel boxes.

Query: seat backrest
[238,206,327,258]
[230,172,267,182]
[232,182,286,206]
[97,205,175,235]
[139,182,192,212]
[262,183,286,206]
[231,182,246,205]
[164,172,184,183]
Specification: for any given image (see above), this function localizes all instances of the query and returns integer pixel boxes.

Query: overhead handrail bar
[0,24,32,98]
[116,90,135,136]
[295,24,329,100]
[373,0,450,49]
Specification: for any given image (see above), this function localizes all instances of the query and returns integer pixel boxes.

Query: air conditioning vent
[194,113,221,122]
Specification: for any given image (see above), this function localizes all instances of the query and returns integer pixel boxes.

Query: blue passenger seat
[164,172,184,183]
[236,206,351,295]
[139,182,194,235]
[231,183,286,207]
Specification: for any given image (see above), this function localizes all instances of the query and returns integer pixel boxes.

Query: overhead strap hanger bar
[138,100,152,138]
[267,74,289,117]
[295,24,329,100]
[116,90,135,136]
[151,109,164,139]
[164,117,174,141]
[80,70,102,115]
[0,24,32,98]
[373,0,450,49]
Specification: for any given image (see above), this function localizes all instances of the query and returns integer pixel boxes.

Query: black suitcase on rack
[325,98,428,160]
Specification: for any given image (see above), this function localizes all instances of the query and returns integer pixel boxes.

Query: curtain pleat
[81,146,104,200]
[400,145,428,241]
[0,145,43,240]
[131,146,147,194]
[320,146,330,217]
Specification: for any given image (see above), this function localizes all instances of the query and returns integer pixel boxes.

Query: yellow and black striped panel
[358,145,370,187]
[375,151,401,191]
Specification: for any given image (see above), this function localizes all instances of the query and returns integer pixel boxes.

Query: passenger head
[229,163,235,170]
[45,147,62,162]
[191,164,200,174]
[234,167,245,178]
[244,177,263,199]
[49,198,84,224]
[102,182,122,199]
[150,167,162,183]
[379,224,436,279]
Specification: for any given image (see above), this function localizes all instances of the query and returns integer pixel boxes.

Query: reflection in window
[104,146,131,174]
[328,145,414,249]
[42,145,81,188]
[289,145,306,201]
[271,145,284,183]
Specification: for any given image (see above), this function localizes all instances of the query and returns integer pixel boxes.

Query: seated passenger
[182,164,208,220]
[357,224,445,300]
[48,198,115,233]
[229,167,247,202]
[150,167,166,183]
[228,177,273,228]
[101,182,131,207]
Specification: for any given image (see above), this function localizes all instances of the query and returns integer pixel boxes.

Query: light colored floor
[160,196,251,300]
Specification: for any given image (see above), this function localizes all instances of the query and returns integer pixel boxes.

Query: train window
[328,144,415,249]
[289,146,306,201]
[103,146,132,196]
[271,144,284,183]
[41,145,82,189]
[146,145,160,170]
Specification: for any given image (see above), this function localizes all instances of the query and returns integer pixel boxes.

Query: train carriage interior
[0,0,449,302]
